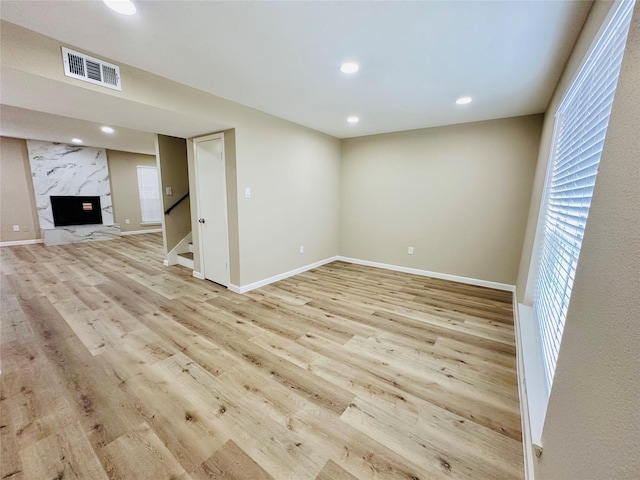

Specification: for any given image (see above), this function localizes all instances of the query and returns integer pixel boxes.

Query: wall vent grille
[61,47,122,91]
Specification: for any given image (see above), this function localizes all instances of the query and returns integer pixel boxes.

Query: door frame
[192,132,230,286]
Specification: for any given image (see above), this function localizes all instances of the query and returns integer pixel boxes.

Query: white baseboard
[165,232,193,267]
[223,255,515,295]
[176,255,194,270]
[120,228,162,236]
[192,271,204,280]
[337,256,515,292]
[0,238,43,247]
[228,256,339,294]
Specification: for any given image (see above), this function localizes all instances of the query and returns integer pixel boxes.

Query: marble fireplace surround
[27,140,120,245]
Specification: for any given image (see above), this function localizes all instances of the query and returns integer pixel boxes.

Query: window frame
[532,0,635,390]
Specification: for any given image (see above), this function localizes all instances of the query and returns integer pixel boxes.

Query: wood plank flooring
[0,233,523,479]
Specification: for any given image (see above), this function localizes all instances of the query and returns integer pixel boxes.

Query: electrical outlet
[125,218,131,224]
[165,186,173,196]
[408,246,414,255]
[299,245,304,254]
[12,225,20,232]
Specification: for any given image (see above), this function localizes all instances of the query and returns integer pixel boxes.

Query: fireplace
[50,196,103,227]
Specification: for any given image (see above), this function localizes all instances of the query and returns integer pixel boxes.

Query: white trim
[176,254,194,270]
[154,135,169,264]
[228,256,339,294]
[0,238,43,247]
[120,228,162,236]
[518,303,549,446]
[192,132,230,287]
[514,297,535,480]
[192,271,204,280]
[164,232,193,267]
[163,259,169,266]
[337,256,515,292]
[515,302,550,480]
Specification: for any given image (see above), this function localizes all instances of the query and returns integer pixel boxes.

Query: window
[534,0,635,388]
[136,165,162,224]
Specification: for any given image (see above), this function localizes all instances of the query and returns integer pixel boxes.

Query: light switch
[245,187,251,198]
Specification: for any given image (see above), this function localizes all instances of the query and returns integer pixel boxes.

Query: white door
[194,134,230,286]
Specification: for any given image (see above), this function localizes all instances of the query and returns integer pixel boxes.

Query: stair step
[188,242,193,253]
[178,252,194,260]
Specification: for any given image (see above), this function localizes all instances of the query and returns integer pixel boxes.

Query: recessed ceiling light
[103,0,137,15]
[456,96,473,105]
[101,126,115,134]
[71,138,83,144]
[347,116,360,124]
[340,62,360,74]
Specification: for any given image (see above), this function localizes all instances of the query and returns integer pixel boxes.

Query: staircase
[176,242,194,270]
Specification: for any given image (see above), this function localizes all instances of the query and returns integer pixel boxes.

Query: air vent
[61,47,122,91]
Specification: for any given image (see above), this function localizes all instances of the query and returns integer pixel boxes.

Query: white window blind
[534,0,635,388]
[136,165,162,224]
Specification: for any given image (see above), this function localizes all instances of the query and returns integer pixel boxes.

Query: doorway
[193,133,230,287]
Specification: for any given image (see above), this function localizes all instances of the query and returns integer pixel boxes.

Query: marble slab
[27,140,114,230]
[43,225,121,246]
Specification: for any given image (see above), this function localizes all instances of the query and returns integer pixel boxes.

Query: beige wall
[0,136,40,243]
[234,116,341,286]
[340,115,542,285]
[223,129,240,286]
[156,134,191,254]
[533,3,640,478]
[106,149,158,233]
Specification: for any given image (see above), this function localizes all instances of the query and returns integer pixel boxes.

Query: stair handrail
[164,191,189,215]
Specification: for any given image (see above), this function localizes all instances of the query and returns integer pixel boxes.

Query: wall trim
[176,254,194,270]
[192,271,204,280]
[228,256,339,294]
[120,228,162,236]
[165,232,193,266]
[337,256,516,292]
[0,238,43,247]
[515,301,552,480]
[514,296,536,480]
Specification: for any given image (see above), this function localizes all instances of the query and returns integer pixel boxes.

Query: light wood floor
[1,233,523,479]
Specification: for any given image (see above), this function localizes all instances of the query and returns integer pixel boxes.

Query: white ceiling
[0,105,156,155]
[0,0,591,143]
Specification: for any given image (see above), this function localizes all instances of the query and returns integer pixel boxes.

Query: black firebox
[50,196,103,227]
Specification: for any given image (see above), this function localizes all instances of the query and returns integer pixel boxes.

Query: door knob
[198,218,205,224]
